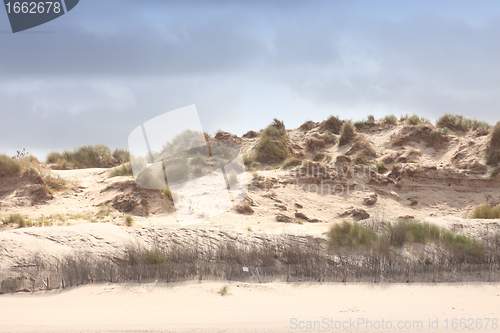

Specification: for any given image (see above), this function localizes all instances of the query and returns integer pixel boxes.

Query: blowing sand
[1,282,499,332]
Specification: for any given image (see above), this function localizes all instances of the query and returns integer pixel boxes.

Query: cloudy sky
[1,0,500,159]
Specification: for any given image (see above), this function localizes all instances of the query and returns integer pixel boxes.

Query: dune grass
[328,220,484,260]
[0,154,39,178]
[486,122,500,165]
[436,113,491,134]
[321,115,343,134]
[1,214,32,228]
[47,145,130,170]
[327,221,378,247]
[109,163,134,177]
[338,121,356,146]
[383,115,397,125]
[471,204,500,219]
[254,119,289,163]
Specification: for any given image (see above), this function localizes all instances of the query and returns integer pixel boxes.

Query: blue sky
[1,1,500,158]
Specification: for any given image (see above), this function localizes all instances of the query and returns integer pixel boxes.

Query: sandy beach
[1,282,499,332]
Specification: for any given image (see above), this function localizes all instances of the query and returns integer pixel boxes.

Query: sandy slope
[0,282,499,332]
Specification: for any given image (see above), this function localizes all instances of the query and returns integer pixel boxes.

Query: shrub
[383,115,397,125]
[327,221,378,247]
[321,115,343,134]
[486,122,500,165]
[375,162,386,172]
[338,121,356,146]
[367,115,375,123]
[491,167,500,177]
[109,164,134,177]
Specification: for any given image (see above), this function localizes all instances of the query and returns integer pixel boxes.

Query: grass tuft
[471,204,500,219]
[382,115,397,125]
[321,115,343,134]
[486,122,500,165]
[327,221,378,247]
[109,164,134,178]
[47,145,130,170]
[338,121,356,146]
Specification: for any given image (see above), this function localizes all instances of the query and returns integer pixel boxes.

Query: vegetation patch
[471,204,500,219]
[338,121,356,146]
[436,113,491,135]
[486,122,500,165]
[47,145,130,170]
[321,115,343,134]
[254,119,289,163]
[383,115,397,125]
[109,163,134,178]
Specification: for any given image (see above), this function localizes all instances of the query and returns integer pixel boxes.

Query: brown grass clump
[0,154,21,178]
[345,135,377,158]
[400,114,430,126]
[391,125,449,150]
[299,120,316,131]
[338,121,356,146]
[305,138,325,152]
[486,122,500,165]
[235,201,254,215]
[471,204,500,219]
[281,156,301,169]
[254,119,289,163]
[47,145,129,170]
[383,115,397,125]
[321,115,343,134]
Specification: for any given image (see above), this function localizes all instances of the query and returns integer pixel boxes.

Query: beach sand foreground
[0,282,498,332]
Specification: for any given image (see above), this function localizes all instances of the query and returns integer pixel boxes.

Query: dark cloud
[2,1,500,158]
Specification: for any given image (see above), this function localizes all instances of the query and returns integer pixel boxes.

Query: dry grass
[436,114,491,135]
[47,145,129,170]
[471,204,500,219]
[338,121,356,146]
[486,122,500,165]
[109,163,134,177]
[383,115,397,125]
[305,138,325,152]
[0,155,39,178]
[321,115,343,134]
[281,156,301,169]
[254,119,289,163]
[401,114,430,126]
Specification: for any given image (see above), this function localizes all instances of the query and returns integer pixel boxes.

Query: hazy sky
[2,0,500,159]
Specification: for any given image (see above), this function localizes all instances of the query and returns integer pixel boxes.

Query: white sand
[1,282,499,332]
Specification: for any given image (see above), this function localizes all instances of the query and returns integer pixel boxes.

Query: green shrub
[321,115,343,134]
[163,188,173,200]
[383,115,397,125]
[486,122,500,165]
[109,163,134,177]
[327,221,378,247]
[491,167,500,177]
[375,162,386,172]
[338,121,356,146]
